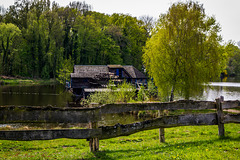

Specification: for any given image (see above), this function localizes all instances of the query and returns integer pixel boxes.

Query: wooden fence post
[159,128,165,143]
[216,96,225,137]
[159,110,165,143]
[89,122,99,152]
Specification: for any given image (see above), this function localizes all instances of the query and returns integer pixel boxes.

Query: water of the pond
[0,84,72,107]
[1,77,240,129]
[203,82,240,101]
[197,77,240,101]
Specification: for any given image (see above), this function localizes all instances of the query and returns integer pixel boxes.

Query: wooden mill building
[70,65,147,97]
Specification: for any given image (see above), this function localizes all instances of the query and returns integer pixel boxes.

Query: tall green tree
[110,14,148,70]
[22,8,49,78]
[45,6,65,79]
[225,42,240,76]
[57,57,74,84]
[73,15,101,64]
[143,1,226,100]
[0,23,21,75]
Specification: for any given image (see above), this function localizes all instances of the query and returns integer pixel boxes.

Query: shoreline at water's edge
[0,76,57,85]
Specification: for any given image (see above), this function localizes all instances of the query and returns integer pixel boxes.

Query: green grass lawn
[0,78,57,85]
[0,124,239,159]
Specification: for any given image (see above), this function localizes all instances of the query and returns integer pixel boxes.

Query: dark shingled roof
[73,65,108,73]
[71,65,147,79]
[71,72,109,78]
[122,66,146,79]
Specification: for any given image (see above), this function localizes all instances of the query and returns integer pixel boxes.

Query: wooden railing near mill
[0,96,239,152]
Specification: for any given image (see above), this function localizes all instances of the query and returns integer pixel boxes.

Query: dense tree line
[0,0,149,79]
[225,42,240,76]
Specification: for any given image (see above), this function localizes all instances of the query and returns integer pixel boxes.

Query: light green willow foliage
[0,23,21,75]
[143,1,227,100]
[57,57,74,84]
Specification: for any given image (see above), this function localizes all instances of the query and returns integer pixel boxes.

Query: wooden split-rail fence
[0,97,239,152]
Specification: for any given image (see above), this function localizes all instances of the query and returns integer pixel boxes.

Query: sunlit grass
[0,123,239,159]
[0,78,57,85]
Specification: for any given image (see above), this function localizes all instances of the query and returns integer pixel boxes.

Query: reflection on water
[201,77,240,101]
[98,112,148,127]
[0,85,73,107]
[202,84,240,101]
[184,77,240,101]
[208,82,240,87]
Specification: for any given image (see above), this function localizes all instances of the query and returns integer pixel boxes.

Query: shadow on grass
[88,136,240,159]
[80,151,115,160]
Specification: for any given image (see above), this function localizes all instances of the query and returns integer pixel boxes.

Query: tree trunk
[159,86,174,143]
[1,37,9,75]
[170,86,174,102]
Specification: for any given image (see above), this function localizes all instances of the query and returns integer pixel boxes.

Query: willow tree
[143,1,226,100]
[0,23,21,75]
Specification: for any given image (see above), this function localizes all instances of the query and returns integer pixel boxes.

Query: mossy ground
[0,123,239,159]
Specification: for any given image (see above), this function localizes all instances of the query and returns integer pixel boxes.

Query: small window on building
[116,69,119,76]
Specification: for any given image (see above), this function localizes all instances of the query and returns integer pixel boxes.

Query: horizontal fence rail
[0,106,97,123]
[222,114,240,123]
[0,129,102,141]
[99,113,218,139]
[2,100,239,124]
[0,98,239,152]
[222,100,240,109]
[0,113,218,141]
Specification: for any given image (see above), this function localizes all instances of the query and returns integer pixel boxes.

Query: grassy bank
[0,77,57,85]
[0,123,239,159]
